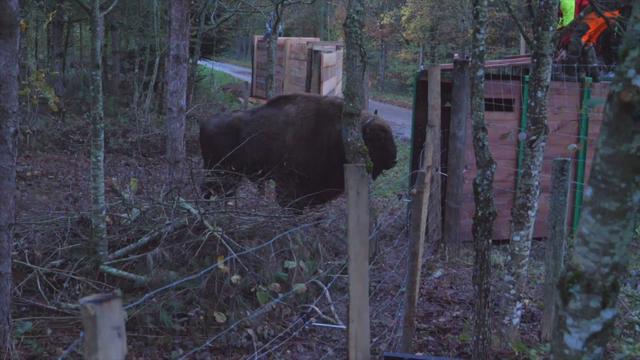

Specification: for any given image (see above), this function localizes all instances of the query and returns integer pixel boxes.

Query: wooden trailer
[251,36,344,99]
[410,56,610,241]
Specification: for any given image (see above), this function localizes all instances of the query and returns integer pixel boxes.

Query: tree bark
[189,0,212,106]
[377,37,385,92]
[165,0,190,187]
[108,13,121,93]
[264,4,282,99]
[470,0,496,358]
[88,0,108,262]
[552,4,640,357]
[0,0,20,355]
[49,0,65,113]
[502,0,558,342]
[342,0,369,164]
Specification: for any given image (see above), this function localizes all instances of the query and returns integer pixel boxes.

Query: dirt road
[199,59,412,140]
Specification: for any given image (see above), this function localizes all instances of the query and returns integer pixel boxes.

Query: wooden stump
[79,292,127,360]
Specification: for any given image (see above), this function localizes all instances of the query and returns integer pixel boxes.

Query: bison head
[362,113,397,179]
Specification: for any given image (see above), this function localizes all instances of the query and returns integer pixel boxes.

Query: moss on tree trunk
[470,0,496,358]
[502,0,558,342]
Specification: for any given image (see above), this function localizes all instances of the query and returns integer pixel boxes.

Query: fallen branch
[107,221,185,261]
[99,265,149,284]
[310,279,343,326]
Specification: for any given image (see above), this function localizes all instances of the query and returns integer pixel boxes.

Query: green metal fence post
[517,75,530,186]
[572,77,593,234]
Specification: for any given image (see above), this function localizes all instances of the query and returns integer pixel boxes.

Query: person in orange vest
[557,0,626,80]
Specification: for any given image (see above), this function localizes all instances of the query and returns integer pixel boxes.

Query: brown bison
[199,93,397,209]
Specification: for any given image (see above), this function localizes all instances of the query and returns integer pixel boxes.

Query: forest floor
[10,69,639,359]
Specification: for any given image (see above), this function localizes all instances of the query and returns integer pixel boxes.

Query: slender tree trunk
[552,5,640,357]
[502,0,558,342]
[142,0,160,127]
[342,0,369,164]
[49,0,65,113]
[62,19,71,84]
[89,0,108,262]
[0,0,20,355]
[79,20,84,62]
[108,15,121,93]
[428,22,438,65]
[165,0,190,187]
[378,37,385,92]
[189,0,212,106]
[264,6,282,99]
[470,0,496,358]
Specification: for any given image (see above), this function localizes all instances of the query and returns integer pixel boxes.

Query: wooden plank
[345,164,370,360]
[401,137,435,351]
[443,59,470,258]
[322,52,337,67]
[427,66,442,248]
[321,77,338,96]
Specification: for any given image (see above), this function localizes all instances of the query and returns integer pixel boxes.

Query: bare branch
[101,0,119,17]
[501,0,533,49]
[71,0,90,14]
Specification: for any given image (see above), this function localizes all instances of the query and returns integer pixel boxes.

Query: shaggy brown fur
[199,93,397,209]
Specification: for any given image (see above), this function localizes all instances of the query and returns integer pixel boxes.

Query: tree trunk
[49,0,65,113]
[552,4,640,357]
[108,14,121,93]
[342,0,369,164]
[165,0,190,187]
[502,0,558,342]
[264,6,282,99]
[189,0,211,106]
[470,0,496,358]
[0,0,20,355]
[89,0,108,262]
[378,37,385,92]
[142,0,160,128]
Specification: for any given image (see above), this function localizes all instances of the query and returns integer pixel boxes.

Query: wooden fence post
[541,158,571,340]
[345,164,370,360]
[401,106,437,351]
[426,65,442,247]
[443,59,470,260]
[80,292,127,360]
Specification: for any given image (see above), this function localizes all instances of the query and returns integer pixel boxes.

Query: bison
[199,93,397,209]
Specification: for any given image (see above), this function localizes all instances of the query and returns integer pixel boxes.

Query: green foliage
[19,69,60,112]
[372,140,410,199]
[194,65,243,110]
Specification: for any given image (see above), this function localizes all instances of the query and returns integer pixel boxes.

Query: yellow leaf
[217,255,229,273]
[129,178,139,194]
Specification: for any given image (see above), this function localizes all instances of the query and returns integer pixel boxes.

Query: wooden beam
[79,292,127,360]
[345,164,370,360]
[427,65,442,247]
[443,59,470,259]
